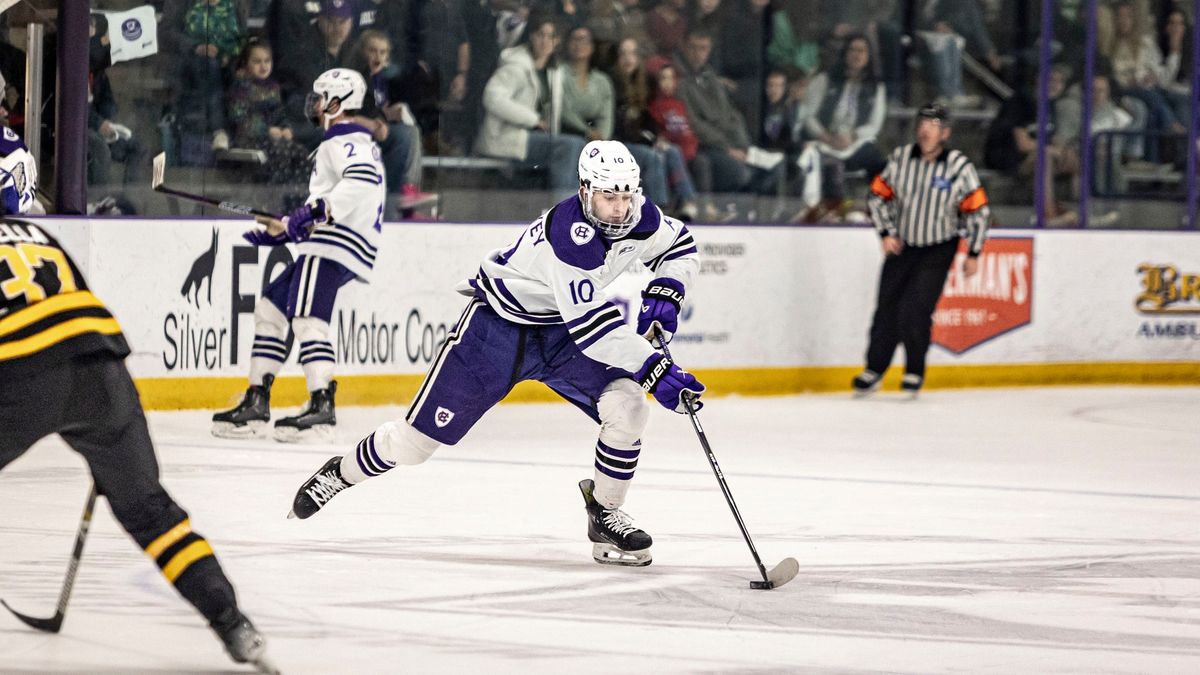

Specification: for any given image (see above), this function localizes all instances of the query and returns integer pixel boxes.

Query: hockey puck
[749,580,775,590]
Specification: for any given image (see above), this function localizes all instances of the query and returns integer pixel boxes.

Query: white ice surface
[1,387,1198,674]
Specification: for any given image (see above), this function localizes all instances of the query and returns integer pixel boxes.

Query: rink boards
[31,218,1200,409]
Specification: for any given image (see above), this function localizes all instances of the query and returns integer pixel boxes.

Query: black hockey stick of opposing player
[2,485,98,632]
[654,327,799,590]
[151,153,285,224]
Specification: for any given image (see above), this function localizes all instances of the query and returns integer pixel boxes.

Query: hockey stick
[151,153,286,234]
[654,327,799,590]
[2,485,98,632]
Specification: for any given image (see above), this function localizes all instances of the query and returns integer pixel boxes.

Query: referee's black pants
[865,238,960,379]
[0,353,240,630]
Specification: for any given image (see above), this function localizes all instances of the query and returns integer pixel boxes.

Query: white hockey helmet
[578,140,644,239]
[306,68,367,126]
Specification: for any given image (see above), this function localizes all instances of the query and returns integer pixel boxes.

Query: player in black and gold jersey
[0,219,276,673]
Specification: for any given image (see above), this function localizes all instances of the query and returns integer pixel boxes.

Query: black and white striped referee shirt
[867,144,991,255]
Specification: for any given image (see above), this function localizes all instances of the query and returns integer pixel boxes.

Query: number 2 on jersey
[0,243,77,304]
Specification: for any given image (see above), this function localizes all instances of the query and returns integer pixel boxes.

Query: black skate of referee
[853,103,991,397]
[0,219,275,672]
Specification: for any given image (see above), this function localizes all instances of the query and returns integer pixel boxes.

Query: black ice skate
[211,374,274,438]
[274,381,336,443]
[213,610,279,674]
[851,370,880,397]
[578,479,652,567]
[901,373,923,399]
[289,456,351,519]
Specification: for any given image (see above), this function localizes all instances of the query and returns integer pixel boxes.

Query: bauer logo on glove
[637,277,686,345]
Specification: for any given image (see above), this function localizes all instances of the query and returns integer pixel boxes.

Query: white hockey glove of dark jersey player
[636,353,705,413]
[284,198,330,243]
[637,277,686,345]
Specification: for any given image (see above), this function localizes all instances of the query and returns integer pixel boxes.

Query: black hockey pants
[0,353,240,629]
[864,238,960,379]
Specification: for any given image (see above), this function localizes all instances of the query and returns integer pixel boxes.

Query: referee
[853,103,991,397]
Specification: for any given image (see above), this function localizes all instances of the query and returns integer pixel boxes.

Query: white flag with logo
[103,5,159,64]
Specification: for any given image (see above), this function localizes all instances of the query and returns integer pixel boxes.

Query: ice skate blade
[250,653,281,675]
[273,424,334,444]
[592,542,652,567]
[211,420,266,439]
[750,557,800,590]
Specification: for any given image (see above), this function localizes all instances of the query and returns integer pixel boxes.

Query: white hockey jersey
[297,122,386,281]
[462,196,699,374]
[0,127,38,215]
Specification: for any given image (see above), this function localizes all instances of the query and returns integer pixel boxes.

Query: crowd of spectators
[61,0,1198,221]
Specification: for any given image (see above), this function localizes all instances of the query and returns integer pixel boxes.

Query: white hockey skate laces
[305,472,348,506]
[601,508,640,537]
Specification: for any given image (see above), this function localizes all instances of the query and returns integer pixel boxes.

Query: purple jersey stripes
[461,195,699,375]
[355,431,395,478]
[594,439,641,481]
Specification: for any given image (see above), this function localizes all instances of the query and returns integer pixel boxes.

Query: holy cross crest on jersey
[570,222,596,246]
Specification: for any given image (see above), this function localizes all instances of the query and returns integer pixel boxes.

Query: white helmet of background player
[578,140,644,239]
[306,68,367,128]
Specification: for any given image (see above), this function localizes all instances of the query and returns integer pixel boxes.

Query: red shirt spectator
[648,64,697,161]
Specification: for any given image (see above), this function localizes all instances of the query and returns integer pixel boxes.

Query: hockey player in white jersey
[213,68,385,442]
[0,72,39,216]
[288,140,704,567]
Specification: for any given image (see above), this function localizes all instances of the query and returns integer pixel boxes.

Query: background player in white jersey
[288,140,705,567]
[213,68,386,442]
[0,71,39,217]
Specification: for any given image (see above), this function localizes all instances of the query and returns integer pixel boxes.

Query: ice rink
[1,386,1198,674]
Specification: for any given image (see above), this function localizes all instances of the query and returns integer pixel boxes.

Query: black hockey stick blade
[1,598,65,632]
[749,557,800,590]
[2,486,97,632]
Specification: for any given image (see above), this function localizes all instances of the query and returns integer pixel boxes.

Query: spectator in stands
[275,0,357,147]
[462,0,524,158]
[560,26,669,205]
[1157,8,1193,136]
[823,0,906,104]
[915,0,997,107]
[689,0,724,48]
[226,39,312,189]
[588,0,649,68]
[541,0,587,32]
[647,0,688,58]
[611,37,698,219]
[718,0,770,135]
[760,68,822,220]
[1104,0,1184,162]
[352,29,437,215]
[267,0,320,96]
[676,29,782,195]
[983,63,1081,226]
[177,0,244,155]
[476,15,587,198]
[412,0,472,154]
[650,62,719,220]
[767,0,820,77]
[1090,70,1138,194]
[354,0,409,46]
[86,14,147,197]
[805,34,886,208]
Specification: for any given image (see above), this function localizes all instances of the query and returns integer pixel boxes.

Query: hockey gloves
[637,277,686,345]
[242,229,288,247]
[284,198,330,243]
[636,353,705,413]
